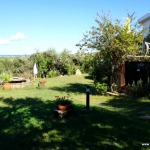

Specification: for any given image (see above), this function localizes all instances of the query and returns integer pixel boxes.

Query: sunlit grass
[0,74,150,149]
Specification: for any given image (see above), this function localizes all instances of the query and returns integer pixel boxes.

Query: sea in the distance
[0,55,30,57]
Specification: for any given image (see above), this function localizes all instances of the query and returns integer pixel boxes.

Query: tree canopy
[78,12,144,89]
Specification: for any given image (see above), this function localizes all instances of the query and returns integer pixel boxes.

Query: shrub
[131,79,144,97]
[55,96,72,106]
[0,73,11,83]
[93,82,107,95]
[111,82,118,91]
[47,70,59,78]
[64,63,73,76]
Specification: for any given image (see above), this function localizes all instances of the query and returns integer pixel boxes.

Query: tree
[79,12,144,90]
[59,49,74,75]
[30,51,48,77]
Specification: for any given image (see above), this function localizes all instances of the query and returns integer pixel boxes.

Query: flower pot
[39,82,45,87]
[3,83,11,90]
[39,79,46,87]
[57,105,67,111]
[39,79,46,83]
[57,104,72,111]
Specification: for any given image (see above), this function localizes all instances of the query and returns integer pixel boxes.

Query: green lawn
[0,74,150,150]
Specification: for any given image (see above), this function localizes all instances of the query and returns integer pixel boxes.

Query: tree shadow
[99,96,150,149]
[84,75,93,80]
[0,97,54,149]
[0,96,149,149]
[101,96,150,116]
[49,83,95,94]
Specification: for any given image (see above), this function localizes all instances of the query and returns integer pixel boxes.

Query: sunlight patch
[25,117,44,129]
[92,124,113,129]
[42,130,63,142]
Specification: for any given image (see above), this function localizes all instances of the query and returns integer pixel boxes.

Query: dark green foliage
[0,57,33,78]
[58,49,75,75]
[55,96,72,105]
[130,79,150,97]
[93,81,107,94]
[78,12,144,89]
[30,51,48,77]
[47,70,59,78]
[0,57,13,74]
[0,49,93,78]
[29,49,92,77]
[144,33,150,43]
[90,53,110,83]
[81,52,93,73]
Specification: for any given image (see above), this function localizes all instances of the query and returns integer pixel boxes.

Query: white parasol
[33,63,38,81]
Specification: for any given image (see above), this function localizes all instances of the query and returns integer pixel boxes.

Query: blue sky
[0,0,150,55]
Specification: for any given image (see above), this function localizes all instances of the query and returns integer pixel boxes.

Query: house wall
[142,19,150,37]
[138,13,150,37]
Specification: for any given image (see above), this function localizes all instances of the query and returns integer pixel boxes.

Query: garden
[0,12,150,149]
[0,74,150,150]
[0,75,150,150]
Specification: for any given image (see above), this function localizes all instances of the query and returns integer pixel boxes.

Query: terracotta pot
[39,82,45,87]
[39,79,46,87]
[58,105,67,111]
[39,79,46,84]
[57,104,72,111]
[3,83,11,90]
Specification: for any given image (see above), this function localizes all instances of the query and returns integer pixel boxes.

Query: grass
[0,74,150,150]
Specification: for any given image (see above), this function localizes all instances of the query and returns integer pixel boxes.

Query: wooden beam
[127,55,150,58]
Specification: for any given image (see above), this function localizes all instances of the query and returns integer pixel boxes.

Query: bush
[47,70,59,78]
[93,82,107,95]
[131,79,145,97]
[64,63,73,76]
[111,82,119,92]
[0,73,11,83]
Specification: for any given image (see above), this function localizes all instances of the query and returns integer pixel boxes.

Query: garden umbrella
[33,63,38,81]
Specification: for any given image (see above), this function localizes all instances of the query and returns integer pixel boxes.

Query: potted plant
[55,95,72,111]
[39,79,47,87]
[0,73,11,90]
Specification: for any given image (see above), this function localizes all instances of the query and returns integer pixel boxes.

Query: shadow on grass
[84,75,93,80]
[49,83,95,94]
[0,96,149,149]
[101,96,150,116]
